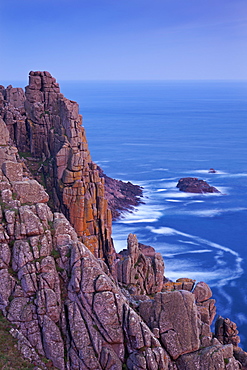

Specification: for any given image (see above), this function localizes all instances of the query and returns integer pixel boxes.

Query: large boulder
[139,290,200,359]
[176,341,241,370]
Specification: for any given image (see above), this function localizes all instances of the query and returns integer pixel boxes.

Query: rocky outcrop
[176,341,241,370]
[215,317,247,369]
[0,73,246,369]
[177,177,220,193]
[116,234,164,296]
[139,290,201,360]
[193,281,216,326]
[0,164,170,368]
[0,72,142,274]
[215,316,241,347]
[97,166,143,220]
[0,72,117,272]
[0,127,168,369]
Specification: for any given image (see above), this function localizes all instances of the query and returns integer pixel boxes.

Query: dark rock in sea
[209,168,217,173]
[176,177,220,194]
[97,166,144,220]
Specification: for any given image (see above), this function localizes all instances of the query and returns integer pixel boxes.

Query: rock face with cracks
[0,71,140,275]
[0,73,246,369]
[116,234,165,296]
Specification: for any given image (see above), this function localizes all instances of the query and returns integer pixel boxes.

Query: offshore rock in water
[176,177,221,194]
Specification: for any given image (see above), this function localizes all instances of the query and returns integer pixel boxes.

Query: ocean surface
[55,80,246,348]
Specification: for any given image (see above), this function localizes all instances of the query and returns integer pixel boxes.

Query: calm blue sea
[61,80,247,348]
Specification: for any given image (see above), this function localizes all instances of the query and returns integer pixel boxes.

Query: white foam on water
[215,186,229,194]
[221,173,247,178]
[152,242,193,254]
[214,252,228,267]
[161,191,223,200]
[194,170,212,174]
[164,249,212,258]
[95,160,110,165]
[148,225,243,285]
[147,226,177,235]
[197,192,223,198]
[163,181,178,188]
[112,225,138,252]
[146,177,171,183]
[94,161,110,168]
[120,218,158,224]
[113,239,126,253]
[156,189,167,192]
[165,177,179,181]
[152,168,169,171]
[115,201,164,225]
[194,170,228,175]
[165,268,223,283]
[179,209,223,217]
[194,170,215,174]
[176,207,247,218]
[185,200,205,204]
[166,261,241,289]
[115,172,129,177]
[213,170,228,175]
[217,286,233,306]
[178,239,200,246]
[160,191,199,198]
[236,313,247,325]
[165,199,183,202]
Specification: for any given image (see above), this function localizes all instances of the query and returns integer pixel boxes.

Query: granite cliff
[0,71,246,369]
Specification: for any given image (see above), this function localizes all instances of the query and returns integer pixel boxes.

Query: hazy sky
[1,0,246,81]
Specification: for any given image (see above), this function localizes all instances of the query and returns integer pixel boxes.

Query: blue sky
[0,0,246,81]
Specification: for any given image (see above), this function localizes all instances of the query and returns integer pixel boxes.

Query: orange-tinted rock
[0,71,116,272]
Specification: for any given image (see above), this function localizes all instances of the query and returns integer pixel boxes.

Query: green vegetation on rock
[0,312,34,369]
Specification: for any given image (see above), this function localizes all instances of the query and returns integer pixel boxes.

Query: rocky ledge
[177,177,221,194]
[97,166,144,220]
[0,72,246,369]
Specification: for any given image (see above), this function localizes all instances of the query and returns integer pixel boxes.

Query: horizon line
[1,78,247,84]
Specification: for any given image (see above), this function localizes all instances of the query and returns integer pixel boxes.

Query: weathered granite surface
[116,235,165,296]
[0,72,117,274]
[0,73,246,369]
[177,177,220,194]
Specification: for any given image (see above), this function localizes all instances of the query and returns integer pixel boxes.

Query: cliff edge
[0,72,246,370]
